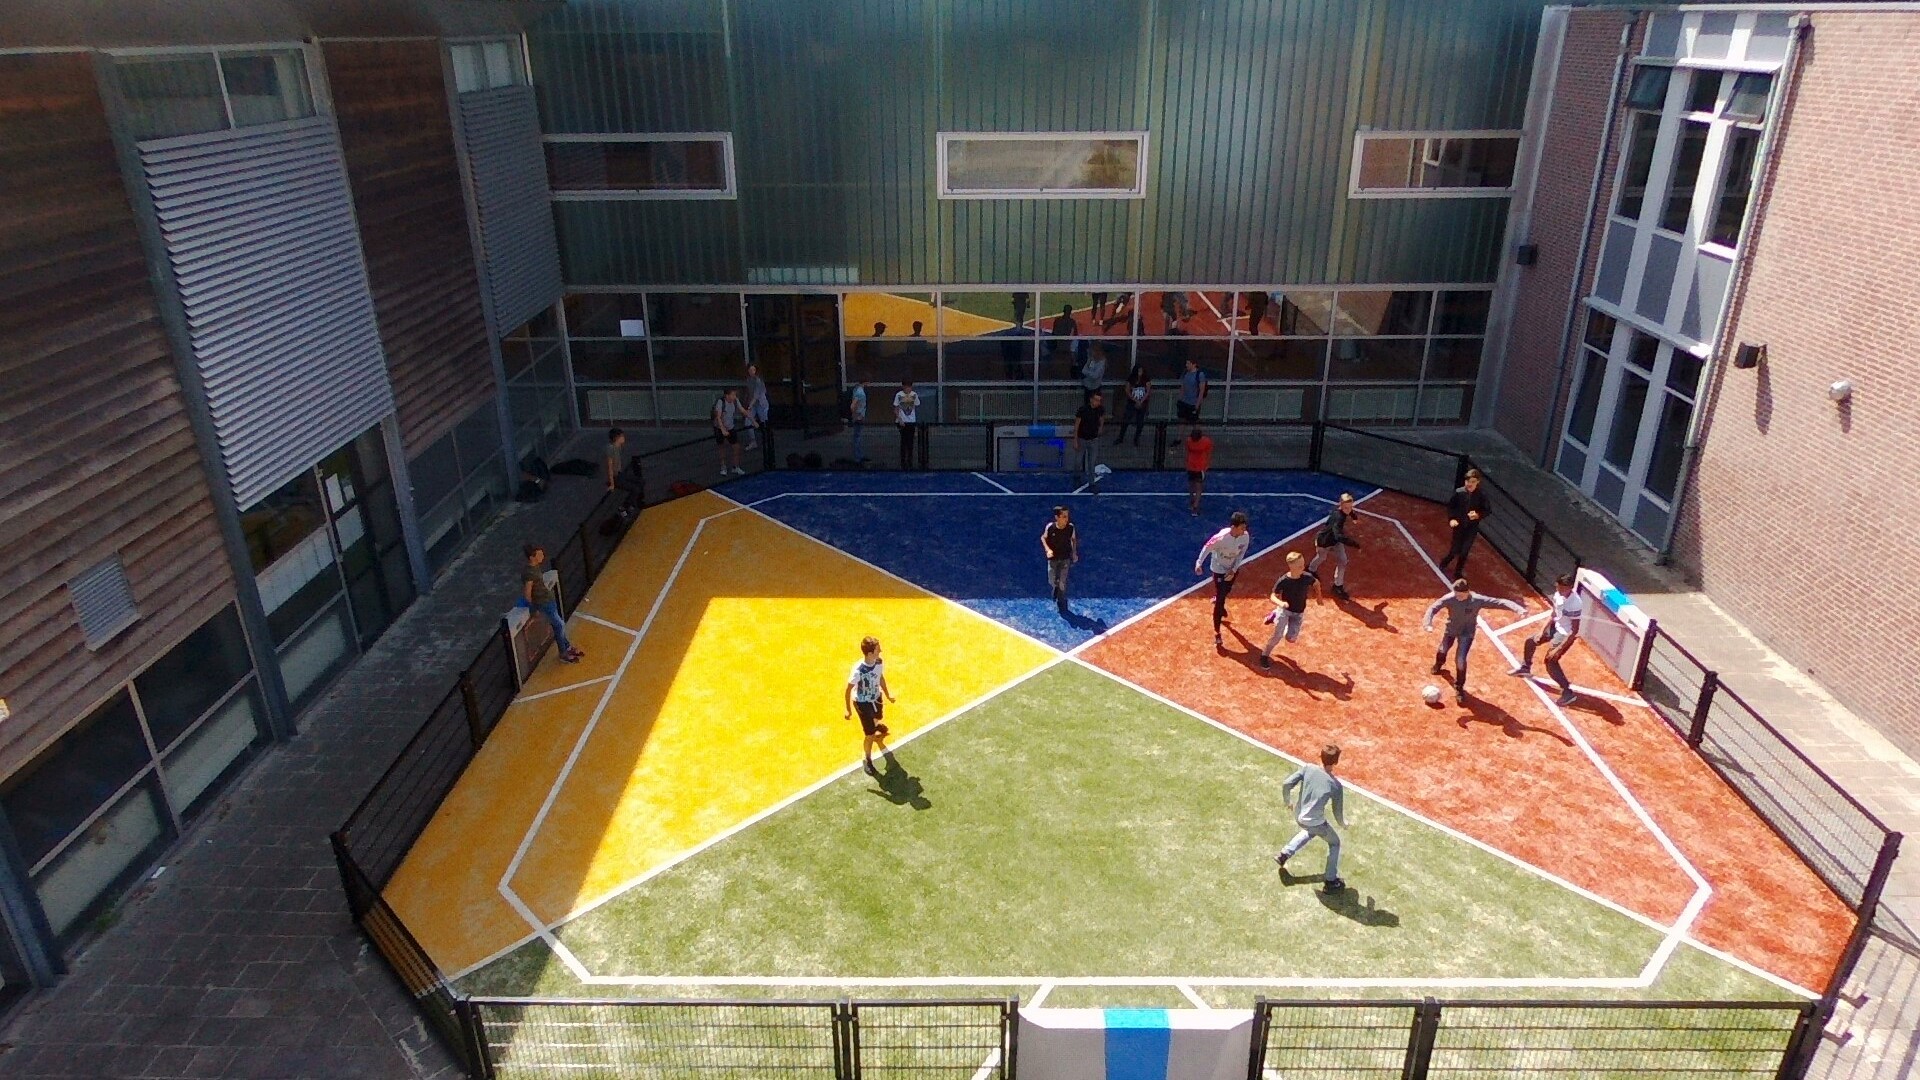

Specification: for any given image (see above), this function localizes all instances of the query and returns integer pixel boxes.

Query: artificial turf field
[386,469,1851,1014]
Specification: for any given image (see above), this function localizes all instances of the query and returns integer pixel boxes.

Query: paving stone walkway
[3,428,1915,1078]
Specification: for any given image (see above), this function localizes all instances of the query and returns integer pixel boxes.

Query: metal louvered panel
[139,118,394,509]
[70,554,139,649]
[460,86,563,331]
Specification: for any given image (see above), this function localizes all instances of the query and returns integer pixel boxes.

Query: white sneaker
[733,466,747,475]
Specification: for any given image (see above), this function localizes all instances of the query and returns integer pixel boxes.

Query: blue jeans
[1282,821,1341,880]
[1436,628,1477,686]
[850,419,865,460]
[536,600,573,653]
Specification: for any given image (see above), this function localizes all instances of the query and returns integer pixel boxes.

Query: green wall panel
[532,0,1548,287]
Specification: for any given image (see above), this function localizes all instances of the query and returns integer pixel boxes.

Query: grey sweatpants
[1308,543,1349,586]
[1281,821,1341,880]
[1262,610,1305,655]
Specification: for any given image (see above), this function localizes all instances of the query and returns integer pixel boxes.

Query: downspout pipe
[1657,13,1810,562]
[1537,20,1633,468]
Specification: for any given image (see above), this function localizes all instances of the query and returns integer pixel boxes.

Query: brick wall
[1491,9,1633,458]
[1670,14,1920,740]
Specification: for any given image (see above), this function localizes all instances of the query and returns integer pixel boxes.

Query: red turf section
[1080,490,1853,992]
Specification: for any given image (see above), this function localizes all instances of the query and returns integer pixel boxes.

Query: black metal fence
[1248,998,1819,1080]
[332,422,1898,1080]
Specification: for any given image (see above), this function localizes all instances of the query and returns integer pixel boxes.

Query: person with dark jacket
[1441,468,1492,578]
[1307,493,1361,600]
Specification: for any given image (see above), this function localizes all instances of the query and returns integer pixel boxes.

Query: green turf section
[939,291,1026,326]
[461,663,1794,1006]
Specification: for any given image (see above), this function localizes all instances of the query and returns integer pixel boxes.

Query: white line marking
[576,613,641,636]
[557,973,1677,989]
[1027,983,1057,1008]
[1556,683,1656,709]
[968,1049,1003,1080]
[1495,610,1549,637]
[1062,654,1675,942]
[493,518,712,946]
[554,659,1067,932]
[972,471,1014,494]
[510,676,615,704]
[1176,983,1210,1009]
[1064,492,1377,657]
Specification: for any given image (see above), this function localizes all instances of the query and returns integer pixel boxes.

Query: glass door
[747,294,842,433]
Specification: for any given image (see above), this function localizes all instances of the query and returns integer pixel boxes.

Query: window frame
[936,131,1150,200]
[543,133,738,201]
[108,43,319,142]
[449,36,531,95]
[1347,129,1522,199]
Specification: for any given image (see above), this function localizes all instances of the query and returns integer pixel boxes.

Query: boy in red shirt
[1184,426,1214,516]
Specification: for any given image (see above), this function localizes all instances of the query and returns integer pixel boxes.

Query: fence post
[1803,830,1907,1080]
[1402,998,1442,1080]
[1243,998,1271,1080]
[458,671,485,752]
[1003,997,1019,1080]
[497,617,520,690]
[984,423,994,470]
[454,996,494,1080]
[1776,1000,1826,1080]
[917,422,929,470]
[1524,520,1545,585]
[1153,422,1168,470]
[1688,670,1720,748]
[834,1000,858,1080]
[1631,619,1658,692]
[764,425,777,472]
[1308,422,1325,471]
[577,520,598,586]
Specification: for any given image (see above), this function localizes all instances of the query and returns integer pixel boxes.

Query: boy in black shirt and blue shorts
[1259,552,1319,669]
[844,636,896,776]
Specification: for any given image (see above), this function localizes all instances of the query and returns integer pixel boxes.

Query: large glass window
[1658,120,1710,233]
[1624,65,1672,110]
[546,136,735,199]
[1616,112,1661,221]
[450,39,528,94]
[133,607,251,751]
[1603,370,1650,470]
[1707,127,1760,248]
[114,48,314,142]
[939,133,1147,198]
[1642,392,1694,502]
[1351,133,1519,196]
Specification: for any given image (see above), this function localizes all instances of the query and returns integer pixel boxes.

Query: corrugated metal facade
[530,0,1545,287]
[138,118,396,509]
[459,85,566,331]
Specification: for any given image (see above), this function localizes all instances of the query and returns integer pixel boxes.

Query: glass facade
[564,286,1488,429]
[0,605,267,946]
[241,427,412,706]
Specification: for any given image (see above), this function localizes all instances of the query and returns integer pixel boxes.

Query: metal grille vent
[70,555,139,649]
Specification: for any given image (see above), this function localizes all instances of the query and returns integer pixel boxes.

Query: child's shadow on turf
[869,755,932,811]
[1279,868,1399,927]
[1227,629,1354,701]
[1454,697,1574,746]
[1060,608,1109,633]
[1332,596,1398,634]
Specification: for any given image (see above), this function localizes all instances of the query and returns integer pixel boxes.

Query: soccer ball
[1421,685,1443,705]
[1093,464,1112,478]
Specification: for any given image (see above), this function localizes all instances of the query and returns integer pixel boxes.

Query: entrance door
[1558,311,1704,546]
[747,294,842,433]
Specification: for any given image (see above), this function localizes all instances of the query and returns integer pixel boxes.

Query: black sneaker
[1428,665,1445,676]
[1321,877,1345,894]
[1273,852,1289,870]
[1332,585,1351,600]
[1507,666,1531,677]
[1259,654,1272,670]
[863,760,879,777]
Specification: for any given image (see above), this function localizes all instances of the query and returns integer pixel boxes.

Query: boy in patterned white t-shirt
[843,636,897,775]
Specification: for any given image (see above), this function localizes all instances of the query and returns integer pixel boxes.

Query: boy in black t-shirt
[1041,505,1079,614]
[1259,552,1319,669]
[1441,468,1492,578]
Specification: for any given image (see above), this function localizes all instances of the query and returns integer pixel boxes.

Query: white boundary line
[576,612,642,635]
[1494,610,1549,637]
[1176,983,1210,1009]
[510,675,615,704]
[1026,983,1057,1008]
[972,471,1015,494]
[968,1049,1003,1080]
[454,484,1816,999]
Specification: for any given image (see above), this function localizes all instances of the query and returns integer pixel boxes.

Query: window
[1603,370,1650,470]
[114,47,314,141]
[451,40,528,94]
[1685,70,1723,115]
[545,135,735,199]
[1724,73,1773,122]
[1658,120,1709,233]
[1624,65,1672,110]
[939,133,1148,198]
[1708,127,1760,248]
[1351,132,1519,196]
[1615,112,1661,220]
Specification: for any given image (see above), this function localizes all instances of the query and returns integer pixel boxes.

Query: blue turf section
[722,470,1374,651]
[1104,1009,1172,1080]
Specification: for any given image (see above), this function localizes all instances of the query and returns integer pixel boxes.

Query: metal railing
[331,422,1897,1080]
[1248,998,1819,1079]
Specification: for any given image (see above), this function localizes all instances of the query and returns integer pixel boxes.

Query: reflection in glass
[159,686,265,819]
[1643,392,1693,502]
[1332,291,1431,336]
[944,137,1143,195]
[1566,352,1608,444]
[546,140,729,193]
[1234,339,1327,381]
[115,55,227,141]
[34,781,170,940]
[1433,291,1491,335]
[134,606,252,751]
[646,292,743,337]
[2,693,152,867]
[1354,136,1518,192]
[938,292,1036,337]
[565,293,649,337]
[1659,120,1710,233]
[1624,65,1672,110]
[1603,370,1650,470]
[1425,338,1485,381]
[651,340,748,380]
[1708,128,1759,248]
[1616,112,1660,220]
[220,51,314,128]
[1329,339,1424,381]
[843,293,935,339]
[1724,73,1773,122]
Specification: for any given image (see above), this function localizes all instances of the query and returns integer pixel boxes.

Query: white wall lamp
[1828,380,1854,403]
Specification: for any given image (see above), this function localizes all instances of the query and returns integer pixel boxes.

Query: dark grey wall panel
[138,118,395,509]
[459,85,564,331]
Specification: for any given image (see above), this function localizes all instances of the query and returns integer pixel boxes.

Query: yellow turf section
[383,490,1055,976]
[842,292,1010,338]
